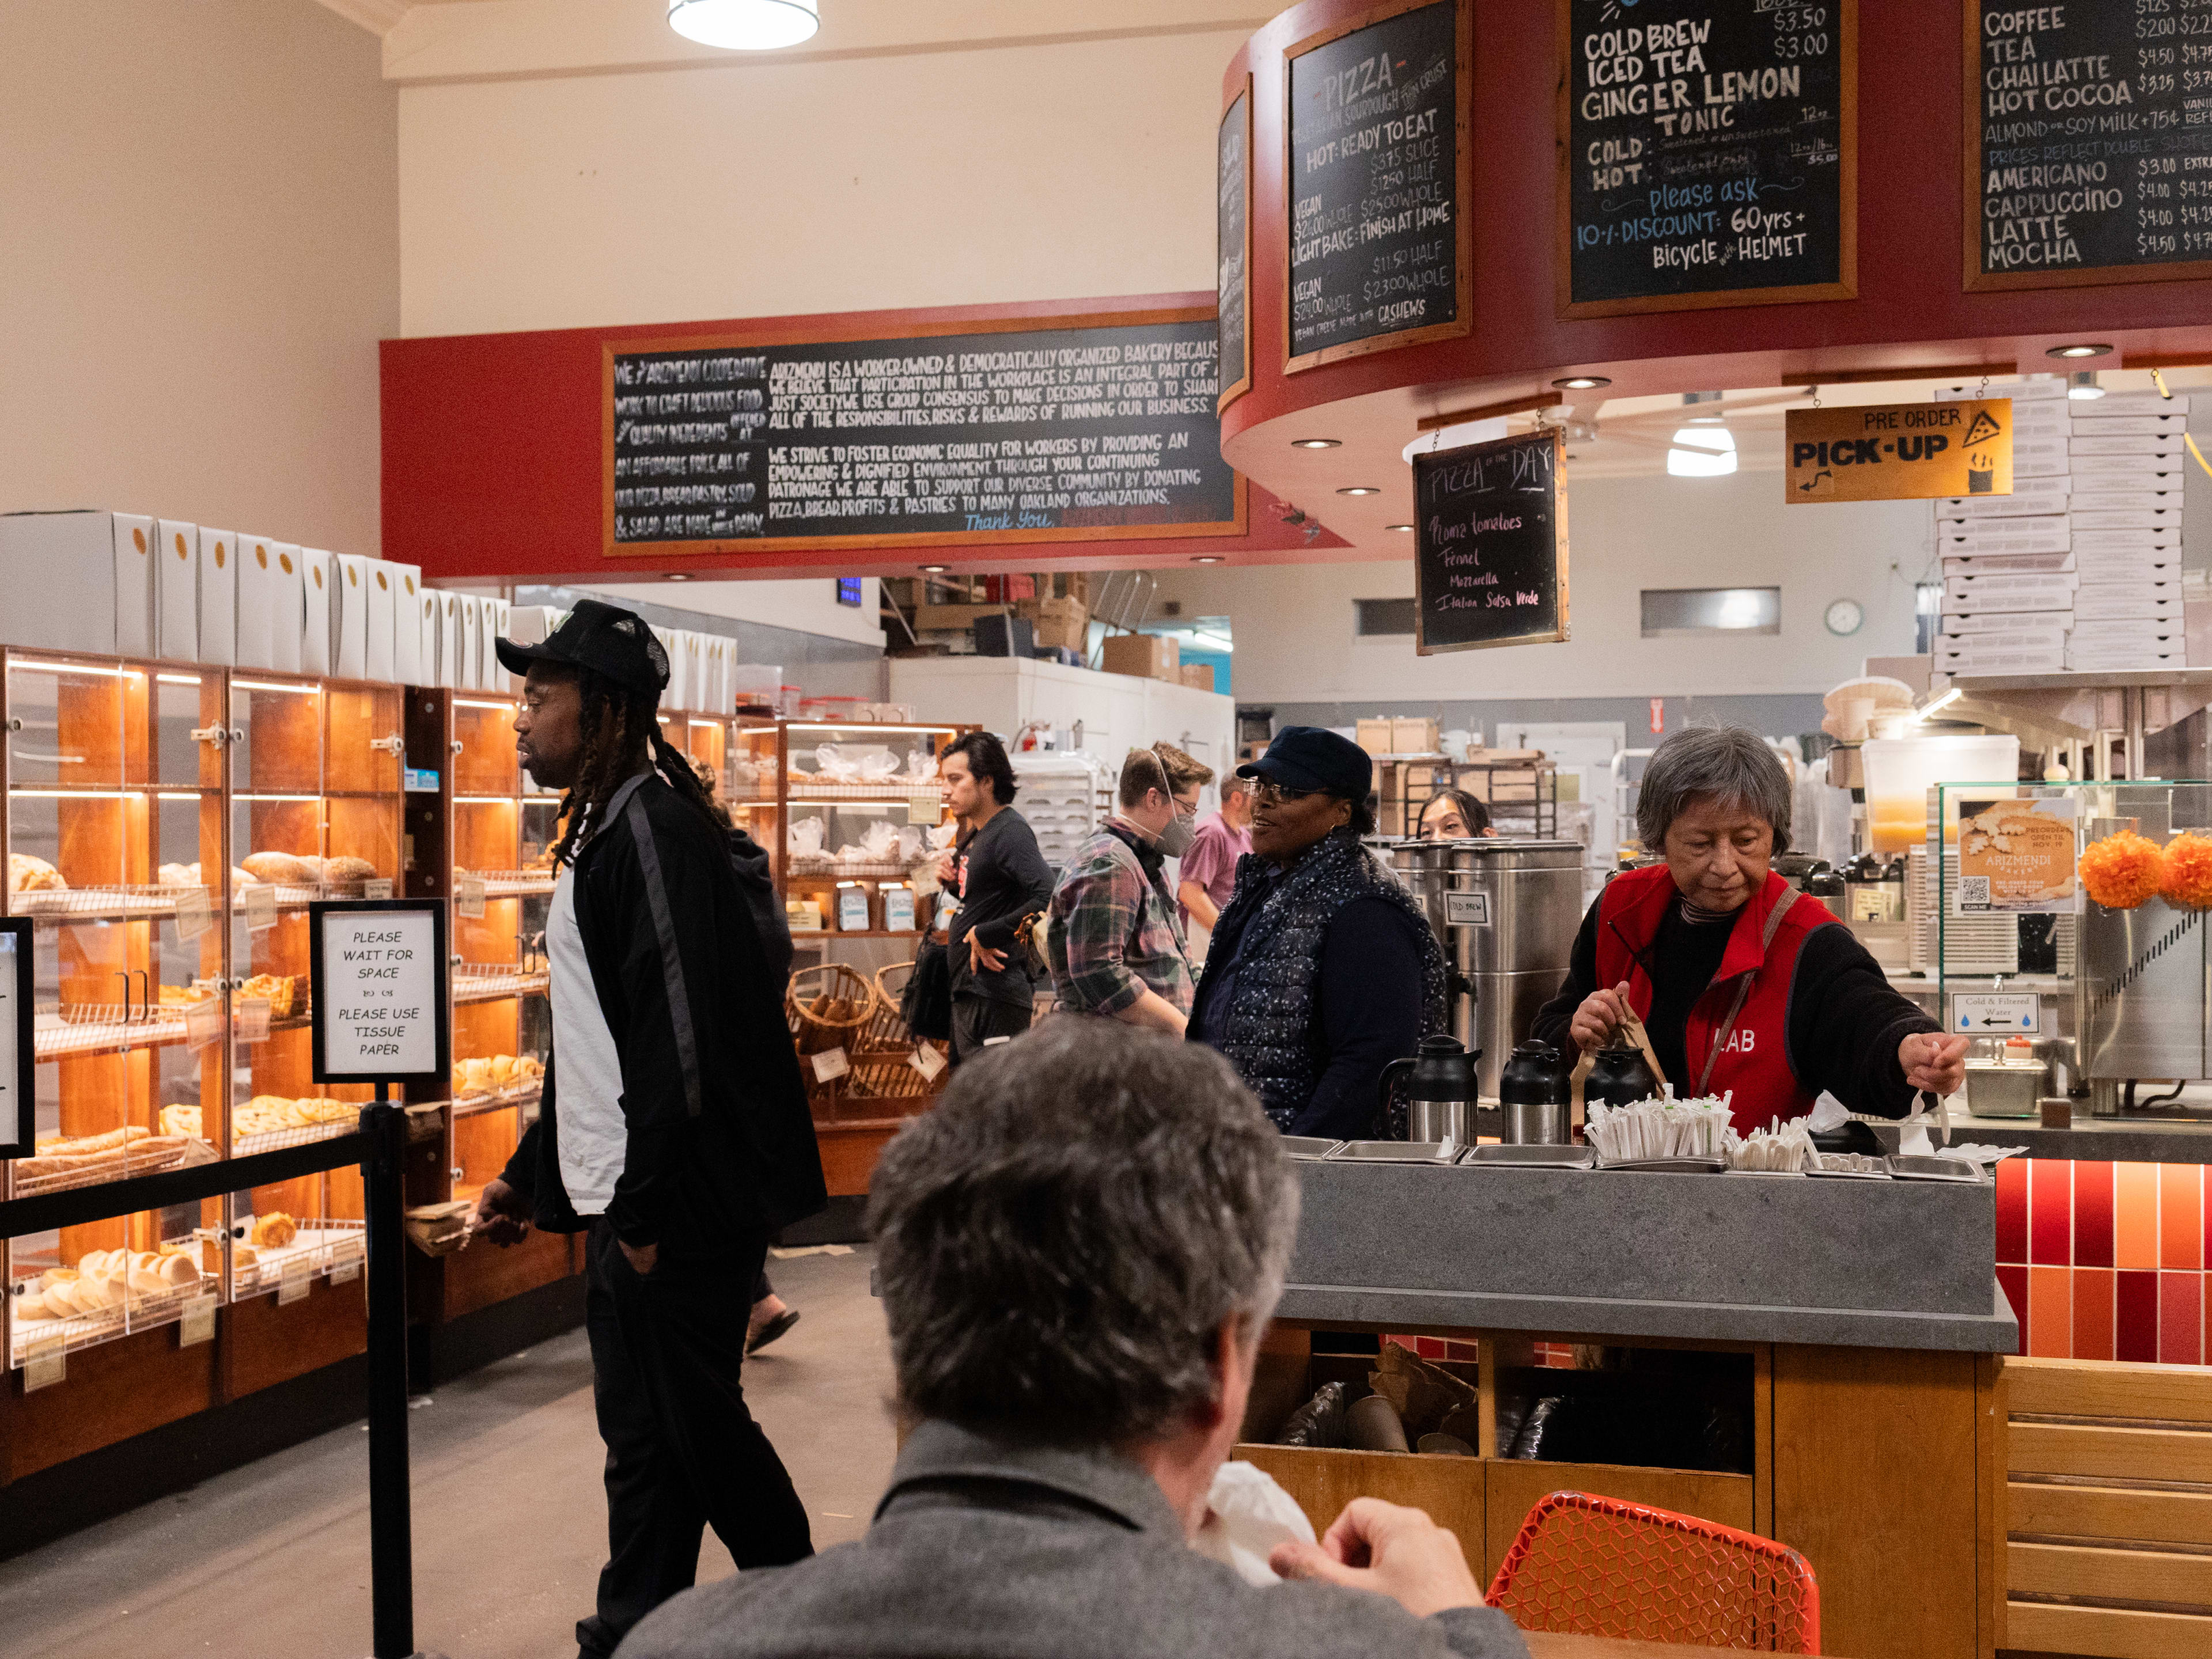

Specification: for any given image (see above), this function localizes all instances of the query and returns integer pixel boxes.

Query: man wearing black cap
[1188,727,1447,1139]
[471,599,825,1659]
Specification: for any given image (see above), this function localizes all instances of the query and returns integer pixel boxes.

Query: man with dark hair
[471,599,825,1659]
[618,1021,1528,1659]
[936,730,1054,1062]
[1190,727,1447,1139]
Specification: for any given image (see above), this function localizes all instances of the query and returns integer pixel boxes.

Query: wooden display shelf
[790,929,924,942]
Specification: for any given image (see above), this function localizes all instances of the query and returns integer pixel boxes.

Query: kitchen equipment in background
[1963,1053,2048,1118]
[1499,1040,1572,1145]
[1585,1044,1661,1111]
[1378,1035,1478,1146]
[1861,734,2020,854]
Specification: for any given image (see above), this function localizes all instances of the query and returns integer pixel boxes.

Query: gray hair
[1635,725,1792,854]
[867,1019,1300,1446]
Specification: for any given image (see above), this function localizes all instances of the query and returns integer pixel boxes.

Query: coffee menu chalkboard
[604,313,1241,555]
[1559,0,1856,316]
[1967,2,2212,290]
[1286,0,1470,369]
[1412,428,1569,654]
[1218,80,1253,410]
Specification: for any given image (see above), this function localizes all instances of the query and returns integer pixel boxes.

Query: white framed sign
[309,899,450,1087]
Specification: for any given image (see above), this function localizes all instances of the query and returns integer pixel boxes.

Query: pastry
[234,1242,260,1269]
[161,1104,202,1138]
[241,851,313,885]
[158,982,213,1005]
[251,1211,298,1249]
[9,851,66,893]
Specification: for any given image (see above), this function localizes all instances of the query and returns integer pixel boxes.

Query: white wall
[2,0,397,556]
[1152,471,1932,704]
[396,22,1244,336]
[584,578,884,649]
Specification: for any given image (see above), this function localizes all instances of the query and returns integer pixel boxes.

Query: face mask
[1155,810,1196,858]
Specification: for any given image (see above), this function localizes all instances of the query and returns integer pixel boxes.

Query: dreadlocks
[547,665,719,867]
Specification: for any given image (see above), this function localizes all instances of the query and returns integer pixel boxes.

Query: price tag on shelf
[24,1334,65,1392]
[909,1043,946,1082]
[911,863,940,898]
[456,877,487,921]
[179,1293,217,1348]
[908,794,942,826]
[185,996,224,1051]
[278,1259,311,1305]
[173,885,214,942]
[243,884,277,933]
[363,879,394,900]
[810,1046,850,1084]
[329,1256,361,1287]
[236,997,272,1046]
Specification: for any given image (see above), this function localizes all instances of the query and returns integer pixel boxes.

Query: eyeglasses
[1252,779,1324,807]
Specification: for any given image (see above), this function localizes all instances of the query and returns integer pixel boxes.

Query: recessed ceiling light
[1291,438,1341,449]
[667,0,820,51]
[919,563,948,574]
[1336,486,1381,496]
[664,571,693,581]
[1192,555,1225,564]
[2046,343,2112,358]
[1551,376,1612,390]
[1385,524,1414,532]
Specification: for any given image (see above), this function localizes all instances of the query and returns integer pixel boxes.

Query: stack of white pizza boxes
[1933,377,2074,677]
[2061,388,2186,673]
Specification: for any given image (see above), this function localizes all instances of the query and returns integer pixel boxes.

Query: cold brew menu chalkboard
[1561,0,1855,315]
[1969,2,2212,289]
[1219,82,1252,409]
[1287,0,1468,366]
[1412,429,1569,654]
[606,316,1238,554]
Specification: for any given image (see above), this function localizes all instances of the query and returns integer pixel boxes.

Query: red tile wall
[1998,1156,2212,1363]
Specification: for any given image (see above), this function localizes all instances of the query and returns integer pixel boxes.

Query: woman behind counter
[1531,725,1967,1134]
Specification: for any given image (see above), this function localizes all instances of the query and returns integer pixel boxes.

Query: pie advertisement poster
[1955,797,2078,914]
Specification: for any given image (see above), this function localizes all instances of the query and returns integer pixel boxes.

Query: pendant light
[668,0,820,50]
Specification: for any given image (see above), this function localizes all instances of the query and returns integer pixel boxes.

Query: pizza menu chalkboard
[1412,429,1569,654]
[607,317,1237,552]
[1218,84,1252,408]
[1562,0,1853,314]
[1969,2,2212,287]
[1287,0,1465,365]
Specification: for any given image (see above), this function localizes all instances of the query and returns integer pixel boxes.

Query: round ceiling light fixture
[919,563,948,574]
[1551,375,1612,390]
[668,0,820,50]
[1291,438,1341,449]
[2046,342,2112,359]
[664,571,694,581]
[1192,555,1225,564]
[1385,524,1414,532]
[1336,486,1381,496]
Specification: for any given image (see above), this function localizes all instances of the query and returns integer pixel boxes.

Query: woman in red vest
[1531,726,1967,1136]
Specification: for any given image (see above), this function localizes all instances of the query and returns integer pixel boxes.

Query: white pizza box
[298,550,334,675]
[487,598,512,692]
[2072,596,2182,625]
[706,635,732,713]
[232,536,286,671]
[2072,527,2181,555]
[154,520,198,663]
[2011,435,2073,477]
[2070,507,2183,532]
[410,588,438,687]
[195,527,235,666]
[331,554,371,680]
[1942,608,2073,635]
[361,560,398,683]
[683,632,709,711]
[1942,552,2074,579]
[2068,622,2183,648]
[1944,573,2080,610]
[2066,414,2189,440]
[1938,476,2071,518]
[2070,488,2184,514]
[1937,378,2070,403]
[1936,515,2071,555]
[1937,646,2069,676]
[0,511,153,656]
[267,545,305,674]
[1938,620,2070,652]
[2071,435,2186,457]
[434,593,464,690]
[2069,451,2188,482]
[2072,557,2180,586]
[2077,392,2190,416]
[450,594,479,690]
[390,567,425,684]
[2071,647,2188,672]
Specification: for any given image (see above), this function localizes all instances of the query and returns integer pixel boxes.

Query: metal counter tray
[1887,1154,1986,1184]
[1459,1144,1594,1170]
[1592,1155,1729,1174]
[1326,1140,1461,1165]
[1281,1137,1345,1160]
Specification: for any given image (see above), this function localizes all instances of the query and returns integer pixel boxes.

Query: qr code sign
[1959,876,1991,911]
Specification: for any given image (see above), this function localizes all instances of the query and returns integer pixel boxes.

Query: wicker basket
[787,963,878,1108]
[846,959,940,1102]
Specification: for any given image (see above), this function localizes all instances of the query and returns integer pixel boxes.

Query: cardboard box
[333,554,372,680]
[1101,632,1179,682]
[362,560,399,683]
[391,566,424,684]
[1938,622,2070,654]
[1942,551,2075,578]
[2071,436,2186,458]
[299,550,334,674]
[2072,508,2183,532]
[1939,476,2072,518]
[454,594,483,690]
[1179,663,1216,693]
[2071,490,2184,514]
[1392,716,1440,754]
[1355,718,1395,756]
[0,511,149,656]
[1943,609,2073,634]
[156,521,198,663]
[2069,453,2188,482]
[1018,597,1090,652]
[196,527,236,666]
[411,588,439,686]
[1936,515,2071,555]
[435,594,464,689]
[2070,414,2190,441]
[915,603,1015,633]
[269,545,307,673]
[666,629,694,711]
[2078,392,2191,416]
[233,536,281,670]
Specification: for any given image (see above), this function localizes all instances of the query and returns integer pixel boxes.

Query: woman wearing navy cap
[1188,727,1447,1138]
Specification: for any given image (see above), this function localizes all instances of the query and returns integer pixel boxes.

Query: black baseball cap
[495,599,669,703]
[1237,726,1373,798]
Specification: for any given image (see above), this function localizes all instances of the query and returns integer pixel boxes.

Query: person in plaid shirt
[1047,744,1211,1033]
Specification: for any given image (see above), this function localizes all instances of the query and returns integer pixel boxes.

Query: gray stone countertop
[1872,1112,2212,1166]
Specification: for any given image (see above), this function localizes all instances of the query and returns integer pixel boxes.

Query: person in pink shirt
[1177,775,1254,957]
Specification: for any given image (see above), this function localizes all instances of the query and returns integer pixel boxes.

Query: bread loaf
[251,1211,298,1249]
[241,851,312,885]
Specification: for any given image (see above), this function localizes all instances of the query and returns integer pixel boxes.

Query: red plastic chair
[1486,1490,1821,1654]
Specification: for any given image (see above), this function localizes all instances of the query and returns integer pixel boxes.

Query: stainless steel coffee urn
[1386,838,1586,1099]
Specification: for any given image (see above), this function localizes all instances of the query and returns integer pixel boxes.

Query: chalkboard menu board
[1559,0,1857,316]
[1218,79,1252,411]
[1967,3,2212,290]
[1412,428,1569,654]
[603,313,1241,555]
[1286,0,1470,369]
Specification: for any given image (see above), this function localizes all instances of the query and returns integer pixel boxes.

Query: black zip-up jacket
[729,825,793,984]
[501,772,826,1251]
[946,807,1055,1009]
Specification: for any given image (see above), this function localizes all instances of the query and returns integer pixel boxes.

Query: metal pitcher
[1378,1035,1478,1145]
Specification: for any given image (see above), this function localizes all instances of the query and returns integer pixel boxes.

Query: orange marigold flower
[2080,830,2164,910]
[2162,832,2212,911]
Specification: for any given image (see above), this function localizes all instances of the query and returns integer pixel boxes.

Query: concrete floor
[0,1245,898,1659]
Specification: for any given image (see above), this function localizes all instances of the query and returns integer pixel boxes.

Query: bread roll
[252,1211,298,1249]
[241,851,311,885]
[161,1253,200,1289]
[128,1263,171,1296]
[234,1242,260,1269]
[14,1293,56,1322]
[40,1267,79,1292]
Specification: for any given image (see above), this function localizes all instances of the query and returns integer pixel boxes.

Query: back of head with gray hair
[1635,724,1793,854]
[867,1020,1299,1447]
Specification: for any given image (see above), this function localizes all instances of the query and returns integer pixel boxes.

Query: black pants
[950,993,1031,1063]
[575,1219,812,1658]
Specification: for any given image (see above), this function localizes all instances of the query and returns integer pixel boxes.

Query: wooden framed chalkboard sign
[1964,3,2212,291]
[1557,0,1857,318]
[1218,76,1254,412]
[602,306,1245,558]
[1284,0,1473,373]
[1411,427,1569,655]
